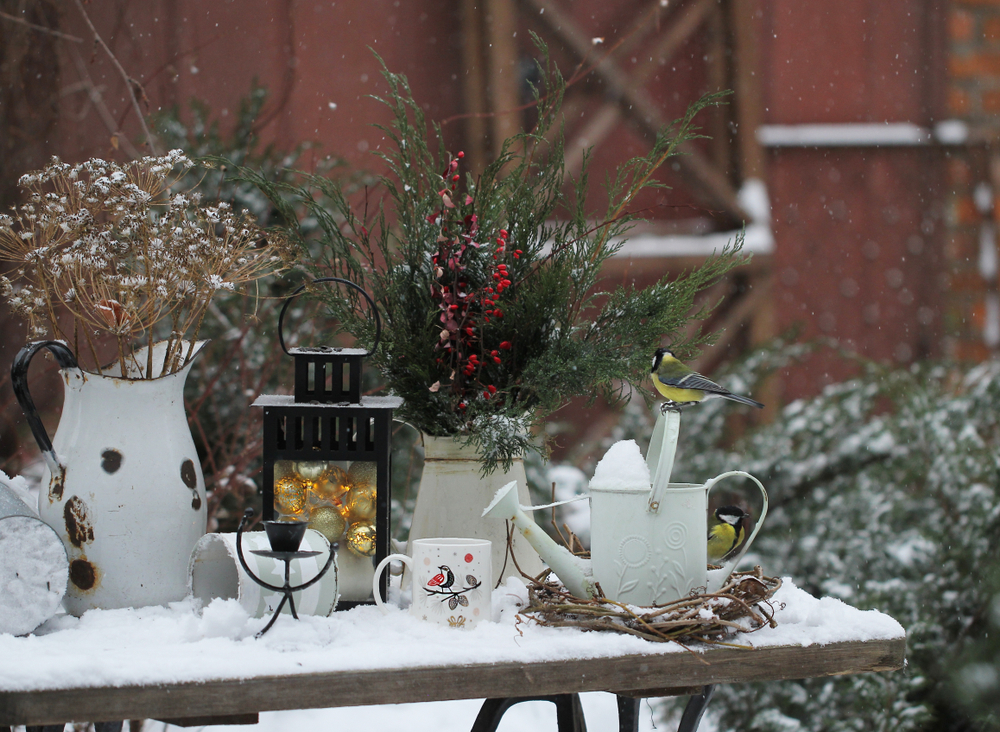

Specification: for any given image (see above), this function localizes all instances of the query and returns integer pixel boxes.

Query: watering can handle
[705,470,769,579]
[647,409,681,513]
[11,341,78,471]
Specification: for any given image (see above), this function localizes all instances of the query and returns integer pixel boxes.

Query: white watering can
[482,410,768,605]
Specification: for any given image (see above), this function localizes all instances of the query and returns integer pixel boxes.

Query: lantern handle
[277,277,382,358]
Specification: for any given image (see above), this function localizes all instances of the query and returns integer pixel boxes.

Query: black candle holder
[236,507,336,638]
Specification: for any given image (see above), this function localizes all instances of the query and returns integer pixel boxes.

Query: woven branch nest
[518,567,783,646]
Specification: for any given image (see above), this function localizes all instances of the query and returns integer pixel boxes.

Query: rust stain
[180,459,198,489]
[101,449,123,473]
[48,466,65,502]
[69,557,98,591]
[64,496,95,548]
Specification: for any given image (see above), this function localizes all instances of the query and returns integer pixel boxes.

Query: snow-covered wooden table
[0,579,905,728]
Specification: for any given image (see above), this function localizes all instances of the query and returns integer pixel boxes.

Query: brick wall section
[945,0,1000,361]
[949,0,1000,129]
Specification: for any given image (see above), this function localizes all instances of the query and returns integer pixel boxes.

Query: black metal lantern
[253,278,401,609]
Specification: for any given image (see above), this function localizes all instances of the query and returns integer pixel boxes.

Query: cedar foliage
[239,40,747,471]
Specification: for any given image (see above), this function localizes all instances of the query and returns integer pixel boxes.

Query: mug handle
[372,553,413,614]
[705,470,769,581]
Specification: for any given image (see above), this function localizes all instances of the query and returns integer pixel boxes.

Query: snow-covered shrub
[616,343,1000,731]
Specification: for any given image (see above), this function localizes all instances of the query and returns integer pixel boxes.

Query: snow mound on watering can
[589,440,651,491]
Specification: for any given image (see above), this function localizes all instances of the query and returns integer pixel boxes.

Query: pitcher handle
[705,470,769,588]
[11,340,78,474]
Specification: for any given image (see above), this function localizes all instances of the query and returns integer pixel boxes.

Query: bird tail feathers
[722,392,764,409]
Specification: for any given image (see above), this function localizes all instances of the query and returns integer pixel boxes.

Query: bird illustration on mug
[424,565,480,611]
[427,565,456,590]
[651,348,764,412]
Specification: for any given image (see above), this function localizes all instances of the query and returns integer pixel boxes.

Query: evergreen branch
[235,43,748,472]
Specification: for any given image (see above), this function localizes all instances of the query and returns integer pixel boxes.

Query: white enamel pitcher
[12,340,208,615]
[483,410,767,605]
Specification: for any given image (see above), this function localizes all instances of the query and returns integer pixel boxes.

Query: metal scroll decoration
[236,508,336,637]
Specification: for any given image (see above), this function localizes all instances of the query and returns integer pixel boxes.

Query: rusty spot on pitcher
[48,464,65,502]
[181,459,201,510]
[64,496,95,548]
[101,449,123,474]
[180,459,198,489]
[69,557,98,591]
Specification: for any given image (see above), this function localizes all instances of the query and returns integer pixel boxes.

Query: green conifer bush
[239,43,747,471]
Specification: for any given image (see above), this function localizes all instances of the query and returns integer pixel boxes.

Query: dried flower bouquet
[0,150,291,379]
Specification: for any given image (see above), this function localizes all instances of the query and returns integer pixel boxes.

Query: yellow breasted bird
[707,505,748,563]
[651,348,764,412]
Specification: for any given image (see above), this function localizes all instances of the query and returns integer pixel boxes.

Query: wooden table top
[0,636,904,726]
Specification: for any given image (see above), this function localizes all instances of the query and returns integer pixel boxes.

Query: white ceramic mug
[373,538,491,628]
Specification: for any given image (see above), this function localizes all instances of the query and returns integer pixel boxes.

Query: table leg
[677,685,715,732]
[471,694,586,732]
[616,695,640,732]
[24,725,121,732]
[94,723,123,732]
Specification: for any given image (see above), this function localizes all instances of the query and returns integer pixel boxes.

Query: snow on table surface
[0,577,903,694]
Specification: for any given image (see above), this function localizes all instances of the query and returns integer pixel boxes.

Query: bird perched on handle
[707,505,748,563]
[651,348,764,412]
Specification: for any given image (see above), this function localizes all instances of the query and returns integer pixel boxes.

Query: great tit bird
[707,505,748,563]
[651,348,764,412]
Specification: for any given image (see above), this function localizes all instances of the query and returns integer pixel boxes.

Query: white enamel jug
[12,340,208,615]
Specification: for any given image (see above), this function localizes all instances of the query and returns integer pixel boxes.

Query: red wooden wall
[0,0,961,423]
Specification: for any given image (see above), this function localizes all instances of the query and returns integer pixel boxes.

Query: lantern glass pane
[273,458,379,602]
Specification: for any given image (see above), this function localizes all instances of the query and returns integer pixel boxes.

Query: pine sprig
[235,41,748,472]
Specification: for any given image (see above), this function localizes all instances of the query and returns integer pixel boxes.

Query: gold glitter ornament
[309,465,349,505]
[347,461,378,489]
[346,521,377,556]
[308,506,347,543]
[294,461,331,483]
[346,483,377,521]
[274,475,307,516]
[274,460,296,482]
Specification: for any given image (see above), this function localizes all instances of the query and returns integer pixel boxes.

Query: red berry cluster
[480,229,521,324]
[426,152,520,411]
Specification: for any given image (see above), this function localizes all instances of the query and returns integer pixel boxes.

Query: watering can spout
[482,481,596,600]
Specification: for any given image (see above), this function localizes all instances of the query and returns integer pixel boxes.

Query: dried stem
[65,45,142,160]
[0,9,83,42]
[71,0,159,155]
